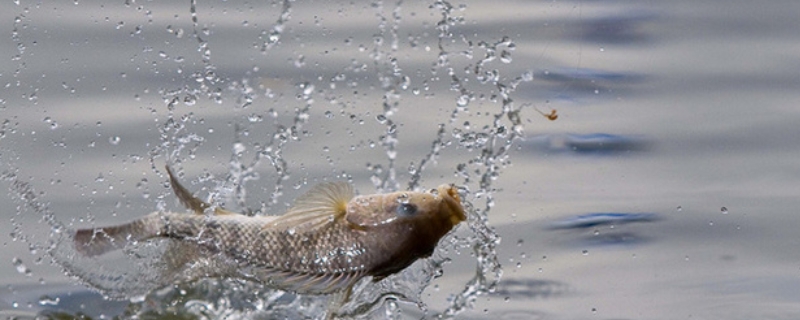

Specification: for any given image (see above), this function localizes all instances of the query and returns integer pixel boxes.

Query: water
[2,0,800,319]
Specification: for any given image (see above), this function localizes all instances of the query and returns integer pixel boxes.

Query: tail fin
[73,214,162,257]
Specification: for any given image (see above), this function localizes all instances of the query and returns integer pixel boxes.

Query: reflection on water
[3,0,800,319]
[523,133,652,155]
[491,278,572,300]
[548,212,660,229]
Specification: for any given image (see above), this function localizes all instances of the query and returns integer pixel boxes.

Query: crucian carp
[73,166,466,314]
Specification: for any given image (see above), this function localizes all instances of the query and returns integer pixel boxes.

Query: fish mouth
[438,184,467,225]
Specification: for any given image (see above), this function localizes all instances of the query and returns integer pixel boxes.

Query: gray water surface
[2,1,800,319]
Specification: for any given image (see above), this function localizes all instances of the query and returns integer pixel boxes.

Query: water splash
[260,0,293,52]
[5,1,536,319]
[425,1,534,317]
[366,0,408,194]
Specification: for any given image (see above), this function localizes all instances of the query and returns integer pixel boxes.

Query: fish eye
[395,203,418,217]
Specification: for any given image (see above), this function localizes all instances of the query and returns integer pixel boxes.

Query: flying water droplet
[521,71,533,82]
[38,295,60,306]
[43,117,58,130]
[294,54,306,68]
[232,142,246,155]
[247,114,263,122]
[11,257,31,276]
[499,50,512,63]
[456,94,470,108]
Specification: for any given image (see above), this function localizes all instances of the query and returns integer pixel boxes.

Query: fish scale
[154,213,372,292]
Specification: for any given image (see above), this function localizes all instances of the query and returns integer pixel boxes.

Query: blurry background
[2,0,800,319]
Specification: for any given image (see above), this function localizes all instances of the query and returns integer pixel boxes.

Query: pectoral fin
[251,267,363,295]
[269,182,354,232]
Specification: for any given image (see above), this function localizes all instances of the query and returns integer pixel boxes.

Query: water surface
[2,0,800,319]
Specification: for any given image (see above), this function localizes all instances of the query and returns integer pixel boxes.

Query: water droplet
[294,54,306,68]
[11,257,31,276]
[720,206,728,214]
[521,71,533,81]
[301,83,315,96]
[581,250,589,256]
[499,50,512,63]
[456,94,470,108]
[676,205,682,212]
[183,94,197,106]
[38,295,60,306]
[292,179,307,190]
[247,114,263,122]
[43,117,58,130]
[109,136,121,145]
[232,142,246,155]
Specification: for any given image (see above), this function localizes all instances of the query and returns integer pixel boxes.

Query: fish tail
[73,213,165,257]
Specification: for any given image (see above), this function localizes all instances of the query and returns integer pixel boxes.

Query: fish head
[345,184,466,232]
[345,185,466,278]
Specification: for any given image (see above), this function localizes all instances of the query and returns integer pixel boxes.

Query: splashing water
[3,1,537,319]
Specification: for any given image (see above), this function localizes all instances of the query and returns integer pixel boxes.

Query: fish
[72,166,466,296]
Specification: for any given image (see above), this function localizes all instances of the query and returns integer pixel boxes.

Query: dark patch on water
[523,133,652,156]
[548,213,661,248]
[549,212,660,230]
[492,278,573,300]
[538,68,646,84]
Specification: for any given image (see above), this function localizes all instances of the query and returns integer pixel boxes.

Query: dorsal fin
[166,165,209,214]
[269,182,354,232]
[166,165,236,215]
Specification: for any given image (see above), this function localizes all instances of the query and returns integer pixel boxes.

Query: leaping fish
[73,166,466,297]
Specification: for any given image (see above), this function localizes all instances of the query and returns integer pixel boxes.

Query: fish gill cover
[2,1,546,319]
